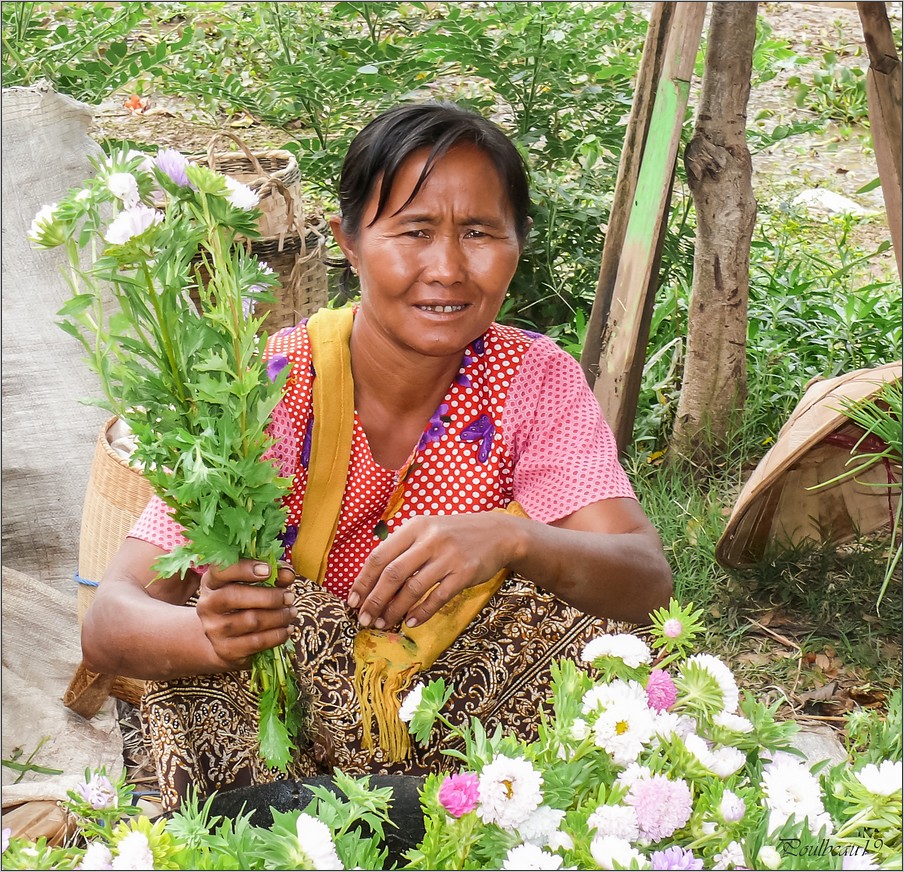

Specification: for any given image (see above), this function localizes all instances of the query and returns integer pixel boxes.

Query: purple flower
[301,415,313,469]
[460,413,495,463]
[417,403,450,451]
[2,827,10,853]
[651,846,703,870]
[76,773,117,810]
[279,524,298,550]
[155,148,190,187]
[472,334,485,356]
[266,354,289,382]
[646,669,678,712]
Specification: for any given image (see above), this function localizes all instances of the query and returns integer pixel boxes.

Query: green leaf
[856,176,882,194]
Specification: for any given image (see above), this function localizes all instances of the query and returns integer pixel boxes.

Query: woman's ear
[329,214,358,270]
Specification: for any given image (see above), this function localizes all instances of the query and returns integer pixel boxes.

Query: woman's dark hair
[337,102,531,244]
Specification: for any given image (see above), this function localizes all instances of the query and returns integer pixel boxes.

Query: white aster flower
[593,700,656,766]
[581,634,651,668]
[547,830,574,852]
[582,679,649,714]
[701,820,718,836]
[587,803,639,841]
[75,188,93,202]
[590,835,646,871]
[712,840,745,870]
[502,844,563,870]
[761,758,833,835]
[478,754,544,830]
[684,653,739,713]
[295,812,343,870]
[105,205,163,245]
[107,172,140,207]
[615,762,652,791]
[708,745,747,777]
[28,202,61,246]
[224,176,260,210]
[713,712,754,734]
[111,831,154,870]
[398,682,424,723]
[651,710,694,743]
[78,841,113,870]
[855,761,903,796]
[571,717,590,740]
[518,805,566,846]
[719,789,746,823]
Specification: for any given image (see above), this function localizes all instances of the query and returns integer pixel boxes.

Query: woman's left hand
[347,512,516,630]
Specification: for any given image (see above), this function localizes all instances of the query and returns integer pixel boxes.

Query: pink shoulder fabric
[502,335,635,524]
[127,399,298,550]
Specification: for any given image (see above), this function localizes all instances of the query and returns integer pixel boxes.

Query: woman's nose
[422,234,466,285]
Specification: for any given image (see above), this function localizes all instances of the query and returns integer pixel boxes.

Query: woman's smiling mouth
[415,304,469,313]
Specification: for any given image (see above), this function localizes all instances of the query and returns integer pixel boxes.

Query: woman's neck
[349,313,462,416]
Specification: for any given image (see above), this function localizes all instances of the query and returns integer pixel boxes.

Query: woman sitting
[81,101,673,809]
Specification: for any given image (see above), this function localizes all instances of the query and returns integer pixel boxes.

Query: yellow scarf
[292,307,524,761]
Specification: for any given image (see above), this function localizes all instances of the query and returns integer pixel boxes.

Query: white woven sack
[1,82,109,594]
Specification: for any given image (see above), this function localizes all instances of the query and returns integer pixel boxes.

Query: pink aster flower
[626,774,692,841]
[155,148,191,187]
[439,772,480,818]
[646,669,678,712]
[662,618,683,638]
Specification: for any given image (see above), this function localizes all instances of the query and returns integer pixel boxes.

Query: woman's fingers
[197,558,298,668]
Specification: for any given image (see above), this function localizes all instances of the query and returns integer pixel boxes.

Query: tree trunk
[671,2,758,464]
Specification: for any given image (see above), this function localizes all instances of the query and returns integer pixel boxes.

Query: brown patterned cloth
[142,575,633,811]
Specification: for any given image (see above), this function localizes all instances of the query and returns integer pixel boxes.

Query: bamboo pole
[857,2,902,278]
[590,2,707,452]
[580,2,675,386]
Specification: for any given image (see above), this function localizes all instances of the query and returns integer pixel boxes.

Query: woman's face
[332,142,522,361]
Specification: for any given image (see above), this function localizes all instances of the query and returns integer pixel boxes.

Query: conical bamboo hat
[716,361,902,569]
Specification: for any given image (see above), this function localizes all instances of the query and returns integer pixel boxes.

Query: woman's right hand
[196,559,298,671]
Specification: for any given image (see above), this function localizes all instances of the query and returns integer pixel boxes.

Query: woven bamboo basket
[67,417,154,712]
[716,361,902,568]
[192,133,329,331]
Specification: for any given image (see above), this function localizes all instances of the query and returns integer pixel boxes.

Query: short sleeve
[503,336,636,523]
[127,397,297,550]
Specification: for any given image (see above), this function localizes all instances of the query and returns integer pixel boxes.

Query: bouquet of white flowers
[30,147,303,770]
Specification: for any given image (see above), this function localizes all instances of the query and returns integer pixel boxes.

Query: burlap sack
[1,82,108,595]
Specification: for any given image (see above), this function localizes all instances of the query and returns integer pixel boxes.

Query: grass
[628,450,902,725]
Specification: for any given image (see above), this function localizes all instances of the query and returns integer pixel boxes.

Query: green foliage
[787,51,870,126]
[0,2,192,103]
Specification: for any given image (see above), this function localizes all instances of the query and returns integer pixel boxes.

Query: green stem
[140,261,188,407]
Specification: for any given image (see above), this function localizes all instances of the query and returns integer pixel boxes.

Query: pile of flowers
[2,603,900,869]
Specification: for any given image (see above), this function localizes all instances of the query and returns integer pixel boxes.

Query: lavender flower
[155,148,191,187]
[76,772,117,809]
[2,828,10,853]
[651,846,703,870]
